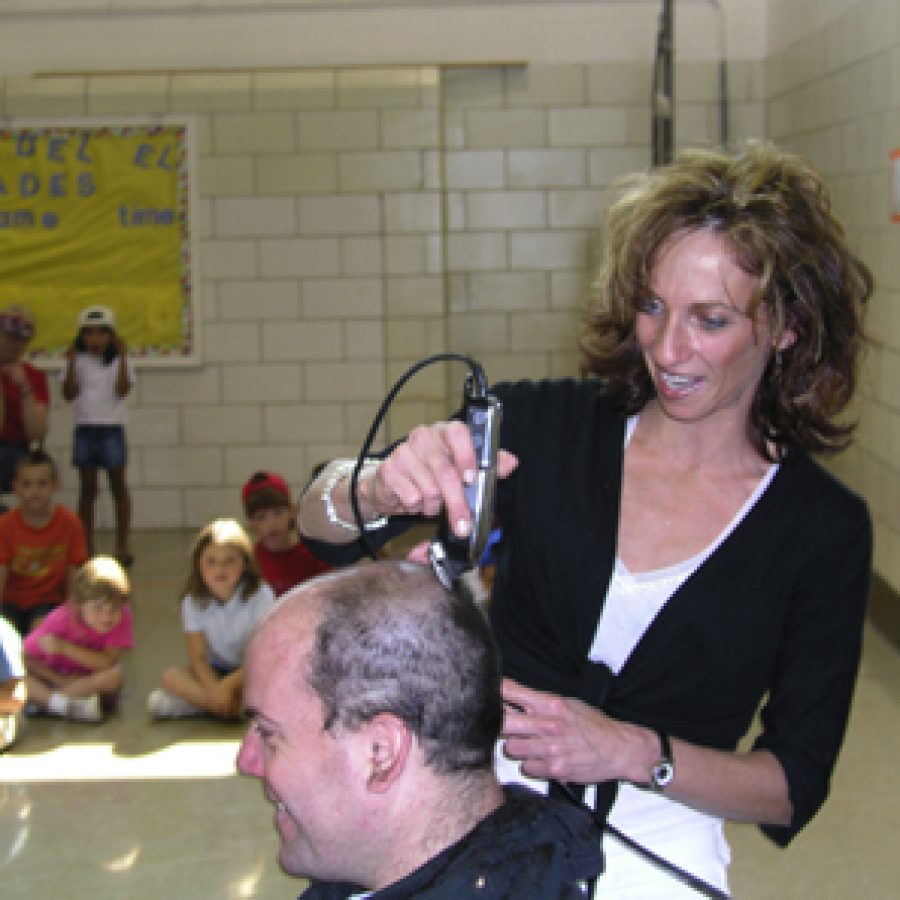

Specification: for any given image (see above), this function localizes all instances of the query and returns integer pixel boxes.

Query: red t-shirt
[0,506,89,610]
[255,538,332,596]
[1,363,50,444]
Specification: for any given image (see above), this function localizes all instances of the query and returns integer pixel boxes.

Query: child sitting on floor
[1,613,25,748]
[241,470,331,596]
[23,555,133,723]
[148,518,277,720]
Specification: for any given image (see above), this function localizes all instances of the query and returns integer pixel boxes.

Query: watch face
[652,760,675,788]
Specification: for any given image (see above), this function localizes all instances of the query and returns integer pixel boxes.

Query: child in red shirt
[0,450,88,635]
[241,471,331,596]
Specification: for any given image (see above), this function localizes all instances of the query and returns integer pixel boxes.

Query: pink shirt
[23,602,134,676]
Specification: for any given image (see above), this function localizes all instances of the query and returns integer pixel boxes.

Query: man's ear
[355,712,412,794]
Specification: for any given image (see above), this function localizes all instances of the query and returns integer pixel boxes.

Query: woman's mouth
[657,370,702,396]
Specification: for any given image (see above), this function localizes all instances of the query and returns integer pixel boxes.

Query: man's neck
[369,773,504,892]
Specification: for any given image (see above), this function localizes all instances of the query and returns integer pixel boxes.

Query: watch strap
[650,727,675,790]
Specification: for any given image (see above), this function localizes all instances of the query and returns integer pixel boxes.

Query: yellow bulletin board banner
[0,122,194,360]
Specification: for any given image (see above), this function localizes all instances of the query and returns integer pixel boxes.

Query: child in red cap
[241,471,332,596]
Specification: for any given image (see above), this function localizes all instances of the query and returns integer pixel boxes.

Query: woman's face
[635,228,787,430]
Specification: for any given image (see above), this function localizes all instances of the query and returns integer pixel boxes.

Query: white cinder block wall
[5,53,762,532]
[767,0,900,595]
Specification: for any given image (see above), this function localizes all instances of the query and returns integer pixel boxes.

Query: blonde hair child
[147,518,278,720]
[23,556,133,722]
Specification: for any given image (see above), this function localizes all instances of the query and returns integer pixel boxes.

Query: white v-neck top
[496,414,779,898]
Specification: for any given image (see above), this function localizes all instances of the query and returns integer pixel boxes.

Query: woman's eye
[698,314,730,331]
[636,296,662,315]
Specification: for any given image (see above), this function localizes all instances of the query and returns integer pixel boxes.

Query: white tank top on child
[62,353,135,426]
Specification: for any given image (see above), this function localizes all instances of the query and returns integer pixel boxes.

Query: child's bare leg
[78,467,99,556]
[107,466,131,560]
[160,665,214,709]
[161,666,241,719]
[25,673,54,707]
[61,664,123,698]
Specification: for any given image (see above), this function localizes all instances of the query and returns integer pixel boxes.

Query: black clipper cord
[349,352,500,590]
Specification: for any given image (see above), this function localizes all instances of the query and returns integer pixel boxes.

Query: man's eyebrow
[243,706,283,731]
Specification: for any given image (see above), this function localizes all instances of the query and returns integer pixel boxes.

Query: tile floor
[2,530,898,899]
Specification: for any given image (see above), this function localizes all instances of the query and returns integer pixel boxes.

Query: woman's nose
[655,316,692,365]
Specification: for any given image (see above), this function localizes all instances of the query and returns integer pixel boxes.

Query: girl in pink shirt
[24,555,133,722]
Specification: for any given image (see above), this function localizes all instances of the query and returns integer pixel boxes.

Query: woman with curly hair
[298,143,873,897]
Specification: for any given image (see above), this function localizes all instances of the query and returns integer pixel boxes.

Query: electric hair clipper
[428,374,502,591]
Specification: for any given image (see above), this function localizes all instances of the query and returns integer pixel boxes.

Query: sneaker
[147,688,202,719]
[67,694,103,723]
[1,712,22,750]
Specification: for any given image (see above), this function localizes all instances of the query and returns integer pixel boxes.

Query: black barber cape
[300,785,603,899]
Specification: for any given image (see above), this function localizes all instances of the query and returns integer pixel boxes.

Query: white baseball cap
[78,305,116,329]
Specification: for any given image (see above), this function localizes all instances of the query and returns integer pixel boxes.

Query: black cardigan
[488,379,871,847]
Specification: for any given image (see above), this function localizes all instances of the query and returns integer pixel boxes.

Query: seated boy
[0,450,89,635]
[1,614,25,749]
[241,471,332,596]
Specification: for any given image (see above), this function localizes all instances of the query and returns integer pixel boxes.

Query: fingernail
[455,518,471,537]
[463,469,476,485]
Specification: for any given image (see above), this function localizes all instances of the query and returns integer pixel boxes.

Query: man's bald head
[253,560,503,774]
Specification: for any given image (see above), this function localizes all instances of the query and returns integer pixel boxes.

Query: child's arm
[34,634,122,672]
[209,666,244,716]
[61,345,79,402]
[24,651,70,687]
[114,337,132,398]
[185,630,219,692]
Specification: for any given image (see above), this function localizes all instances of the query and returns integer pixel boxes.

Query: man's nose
[236,730,260,777]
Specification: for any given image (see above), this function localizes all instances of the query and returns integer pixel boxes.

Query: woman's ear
[776,327,797,352]
[355,712,412,794]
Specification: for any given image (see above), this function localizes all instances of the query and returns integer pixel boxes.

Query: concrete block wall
[767,0,900,593]
[1,58,764,529]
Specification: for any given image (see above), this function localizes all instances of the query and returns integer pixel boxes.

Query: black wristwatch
[650,728,675,790]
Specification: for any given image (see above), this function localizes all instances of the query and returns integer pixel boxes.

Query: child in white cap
[61,306,135,567]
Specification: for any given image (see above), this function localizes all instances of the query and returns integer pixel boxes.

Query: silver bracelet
[322,460,389,533]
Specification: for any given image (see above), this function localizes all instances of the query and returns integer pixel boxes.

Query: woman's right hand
[367,420,518,539]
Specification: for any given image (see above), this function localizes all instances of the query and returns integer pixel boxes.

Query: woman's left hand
[501,678,651,786]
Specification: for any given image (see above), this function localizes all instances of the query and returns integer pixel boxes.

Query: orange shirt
[0,506,88,610]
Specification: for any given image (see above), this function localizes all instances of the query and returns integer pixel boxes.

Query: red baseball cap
[241,471,291,503]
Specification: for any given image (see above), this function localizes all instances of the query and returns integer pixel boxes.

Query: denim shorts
[72,425,127,470]
[0,441,27,493]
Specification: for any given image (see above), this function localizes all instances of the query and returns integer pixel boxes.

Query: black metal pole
[651,0,674,167]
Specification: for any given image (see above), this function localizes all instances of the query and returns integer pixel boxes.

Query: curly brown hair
[580,142,873,459]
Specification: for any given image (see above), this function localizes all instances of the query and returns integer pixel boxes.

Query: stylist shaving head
[297,142,873,897]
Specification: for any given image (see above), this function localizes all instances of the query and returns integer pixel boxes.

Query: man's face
[237,608,365,883]
[0,330,29,365]
[13,464,57,517]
